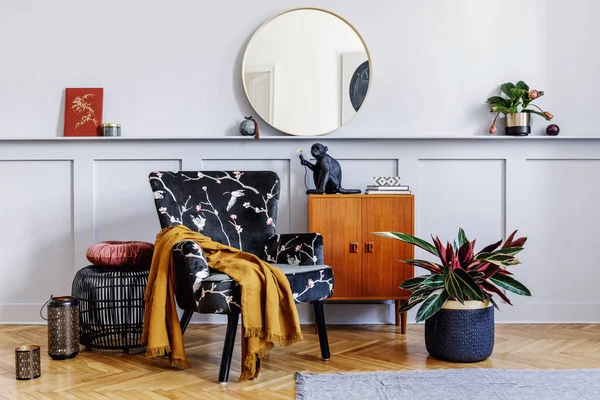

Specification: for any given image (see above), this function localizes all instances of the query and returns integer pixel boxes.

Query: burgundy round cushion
[86,241,154,266]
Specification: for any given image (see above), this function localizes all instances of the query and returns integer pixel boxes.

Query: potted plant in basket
[486,81,553,136]
[375,228,531,362]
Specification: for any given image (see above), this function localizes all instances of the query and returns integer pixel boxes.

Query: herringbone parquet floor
[1,324,599,399]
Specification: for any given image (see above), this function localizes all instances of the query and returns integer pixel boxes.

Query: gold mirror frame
[242,8,372,136]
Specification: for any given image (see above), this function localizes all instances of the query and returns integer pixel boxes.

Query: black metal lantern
[43,296,80,360]
[15,345,41,380]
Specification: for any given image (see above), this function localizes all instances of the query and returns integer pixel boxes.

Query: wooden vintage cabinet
[308,194,414,333]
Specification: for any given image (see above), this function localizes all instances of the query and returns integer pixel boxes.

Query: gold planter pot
[505,112,531,136]
[442,299,491,310]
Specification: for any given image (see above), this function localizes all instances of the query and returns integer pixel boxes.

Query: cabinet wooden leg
[395,300,407,334]
[401,309,407,335]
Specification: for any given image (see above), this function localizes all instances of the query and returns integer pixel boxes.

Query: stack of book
[366,176,411,194]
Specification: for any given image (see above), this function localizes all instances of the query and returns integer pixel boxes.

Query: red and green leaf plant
[374,229,531,322]
[486,81,553,134]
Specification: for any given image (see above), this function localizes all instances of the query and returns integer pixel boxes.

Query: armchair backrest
[149,171,280,256]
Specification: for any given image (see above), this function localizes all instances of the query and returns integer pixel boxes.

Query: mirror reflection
[242,9,371,136]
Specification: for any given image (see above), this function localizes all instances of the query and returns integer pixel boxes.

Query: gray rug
[295,369,600,400]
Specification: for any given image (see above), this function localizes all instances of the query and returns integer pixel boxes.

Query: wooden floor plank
[0,324,597,399]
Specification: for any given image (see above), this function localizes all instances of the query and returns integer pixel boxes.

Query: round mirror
[242,8,371,136]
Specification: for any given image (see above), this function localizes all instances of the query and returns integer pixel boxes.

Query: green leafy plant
[486,81,553,134]
[374,229,531,322]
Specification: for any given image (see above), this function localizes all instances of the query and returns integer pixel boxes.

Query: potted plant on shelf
[486,81,553,136]
[374,228,531,362]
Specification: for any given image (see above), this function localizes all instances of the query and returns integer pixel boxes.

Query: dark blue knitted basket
[425,303,494,362]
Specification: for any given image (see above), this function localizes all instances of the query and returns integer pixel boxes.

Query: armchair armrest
[262,233,324,265]
[172,240,209,311]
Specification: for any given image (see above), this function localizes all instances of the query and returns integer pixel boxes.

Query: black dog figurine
[298,143,361,195]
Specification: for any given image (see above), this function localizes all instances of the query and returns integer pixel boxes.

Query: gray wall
[1,137,599,324]
[1,1,600,324]
[1,0,599,138]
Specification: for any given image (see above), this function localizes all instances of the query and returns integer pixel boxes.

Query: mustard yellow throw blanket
[140,224,304,381]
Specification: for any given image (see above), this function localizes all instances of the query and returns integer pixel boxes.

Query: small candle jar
[101,123,121,137]
[15,345,41,380]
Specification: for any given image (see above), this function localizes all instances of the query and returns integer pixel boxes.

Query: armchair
[148,171,333,382]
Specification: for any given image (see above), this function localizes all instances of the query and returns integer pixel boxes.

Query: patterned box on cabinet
[308,194,414,333]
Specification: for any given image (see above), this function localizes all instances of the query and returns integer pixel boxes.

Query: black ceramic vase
[425,301,494,363]
[239,116,256,136]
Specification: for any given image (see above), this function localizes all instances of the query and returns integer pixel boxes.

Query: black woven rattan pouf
[71,265,150,353]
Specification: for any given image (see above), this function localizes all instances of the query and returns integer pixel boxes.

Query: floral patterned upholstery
[149,171,334,314]
[195,266,333,313]
[264,233,325,265]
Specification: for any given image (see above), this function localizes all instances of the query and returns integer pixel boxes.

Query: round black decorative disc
[349,61,370,112]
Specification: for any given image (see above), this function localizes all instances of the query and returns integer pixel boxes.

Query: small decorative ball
[545,124,560,136]
[239,116,256,136]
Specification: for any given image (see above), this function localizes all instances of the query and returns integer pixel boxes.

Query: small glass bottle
[101,123,121,137]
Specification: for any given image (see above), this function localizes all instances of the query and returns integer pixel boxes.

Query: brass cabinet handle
[365,242,374,253]
[350,242,359,253]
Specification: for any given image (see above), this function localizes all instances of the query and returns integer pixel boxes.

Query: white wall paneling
[501,159,600,323]
[0,160,73,323]
[417,159,505,250]
[93,159,182,244]
[1,138,600,324]
[410,159,506,323]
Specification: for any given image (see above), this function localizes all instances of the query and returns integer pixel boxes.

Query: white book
[366,190,411,195]
[366,185,410,191]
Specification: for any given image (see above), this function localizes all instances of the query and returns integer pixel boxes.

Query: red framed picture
[64,88,103,136]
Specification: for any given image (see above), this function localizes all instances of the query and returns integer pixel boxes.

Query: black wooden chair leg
[313,301,330,360]
[179,309,194,335]
[219,312,240,383]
